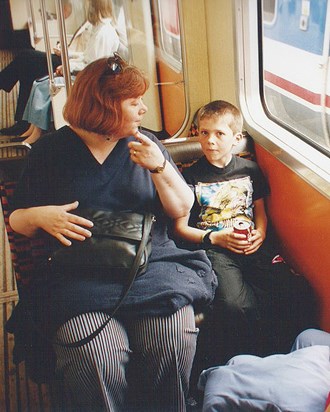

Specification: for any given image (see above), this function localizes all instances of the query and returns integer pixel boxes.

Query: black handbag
[49,209,154,276]
[48,209,155,348]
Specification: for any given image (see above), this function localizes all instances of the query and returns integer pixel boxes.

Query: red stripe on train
[264,70,330,108]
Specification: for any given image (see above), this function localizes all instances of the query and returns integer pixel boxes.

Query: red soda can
[233,220,252,240]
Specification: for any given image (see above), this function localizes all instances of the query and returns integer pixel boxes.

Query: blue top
[10,126,217,331]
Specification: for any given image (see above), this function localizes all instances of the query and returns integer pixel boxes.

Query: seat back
[0,143,49,289]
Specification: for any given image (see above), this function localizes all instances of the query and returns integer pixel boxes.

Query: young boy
[174,100,315,365]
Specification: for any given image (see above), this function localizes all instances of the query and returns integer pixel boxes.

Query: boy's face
[198,114,241,167]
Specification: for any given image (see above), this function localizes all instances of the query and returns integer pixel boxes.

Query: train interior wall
[255,144,330,330]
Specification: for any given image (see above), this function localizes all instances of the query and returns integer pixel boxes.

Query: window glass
[157,0,182,70]
[261,0,330,154]
[151,0,185,137]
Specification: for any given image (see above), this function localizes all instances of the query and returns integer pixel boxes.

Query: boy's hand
[243,229,265,255]
[211,229,251,254]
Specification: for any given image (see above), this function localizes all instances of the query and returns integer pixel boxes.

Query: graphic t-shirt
[183,155,270,231]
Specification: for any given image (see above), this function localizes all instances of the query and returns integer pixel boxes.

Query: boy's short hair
[197,100,243,135]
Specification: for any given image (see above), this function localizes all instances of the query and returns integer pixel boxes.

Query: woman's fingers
[55,222,93,246]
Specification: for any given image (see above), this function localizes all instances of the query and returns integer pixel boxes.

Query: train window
[261,0,330,155]
[151,0,186,138]
[111,0,129,60]
[235,0,330,197]
[155,0,182,71]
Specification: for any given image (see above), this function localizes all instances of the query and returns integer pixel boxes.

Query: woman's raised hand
[128,131,165,171]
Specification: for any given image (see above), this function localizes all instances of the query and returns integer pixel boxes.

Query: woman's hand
[10,201,94,246]
[37,201,94,246]
[128,131,165,171]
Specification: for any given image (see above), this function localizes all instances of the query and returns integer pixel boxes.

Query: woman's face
[119,96,148,137]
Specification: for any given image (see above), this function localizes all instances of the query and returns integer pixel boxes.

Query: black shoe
[0,121,30,136]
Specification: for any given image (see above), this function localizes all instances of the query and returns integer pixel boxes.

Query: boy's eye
[200,130,208,136]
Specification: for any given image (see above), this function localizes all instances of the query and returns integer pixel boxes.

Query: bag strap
[51,212,154,348]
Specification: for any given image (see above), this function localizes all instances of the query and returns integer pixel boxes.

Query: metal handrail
[55,0,72,95]
[39,0,55,84]
[26,0,38,45]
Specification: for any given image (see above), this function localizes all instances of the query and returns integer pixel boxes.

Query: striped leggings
[54,305,198,412]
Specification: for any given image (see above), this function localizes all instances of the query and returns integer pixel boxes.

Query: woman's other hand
[9,201,94,246]
[37,201,94,246]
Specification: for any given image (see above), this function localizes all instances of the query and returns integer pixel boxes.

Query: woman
[8,55,217,411]
[19,0,120,145]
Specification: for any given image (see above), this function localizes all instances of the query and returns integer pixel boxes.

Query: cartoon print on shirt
[196,176,254,230]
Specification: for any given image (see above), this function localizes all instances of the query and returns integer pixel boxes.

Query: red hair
[63,57,149,135]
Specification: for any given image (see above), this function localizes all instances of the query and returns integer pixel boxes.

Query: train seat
[0,143,63,411]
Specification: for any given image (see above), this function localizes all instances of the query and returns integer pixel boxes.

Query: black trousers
[198,241,317,366]
[0,49,61,121]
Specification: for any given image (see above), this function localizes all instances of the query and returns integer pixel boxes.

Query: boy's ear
[233,132,243,146]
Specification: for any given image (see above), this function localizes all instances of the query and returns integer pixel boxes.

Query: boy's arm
[244,197,267,255]
[174,215,251,253]
[173,215,209,244]
[173,196,269,254]
[254,198,267,238]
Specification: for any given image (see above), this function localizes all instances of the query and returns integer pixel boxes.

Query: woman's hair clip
[105,52,126,75]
